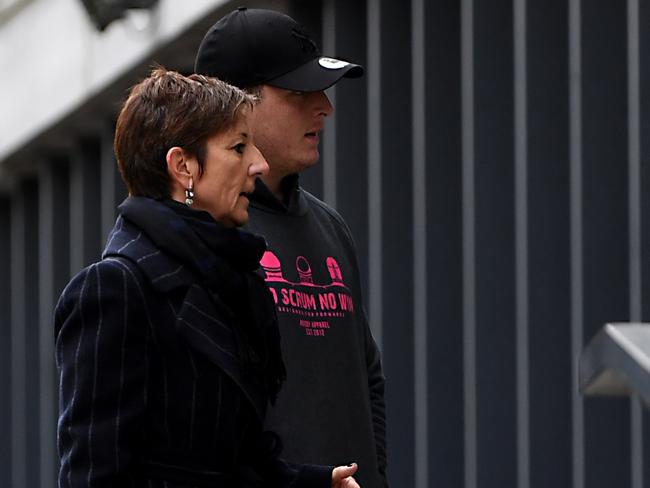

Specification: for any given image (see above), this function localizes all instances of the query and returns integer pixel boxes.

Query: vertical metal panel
[11,179,40,488]
[513,0,530,486]
[374,1,415,486]
[411,0,427,486]
[367,0,382,345]
[330,0,369,295]
[0,197,11,488]
[627,2,643,488]
[100,120,126,244]
[639,0,650,482]
[425,0,464,486]
[627,0,641,327]
[69,139,102,274]
[38,159,69,488]
[461,0,477,485]
[473,0,517,485]
[630,398,643,488]
[10,185,26,488]
[321,0,337,206]
[527,1,572,487]
[581,1,631,486]
[25,181,40,488]
[569,0,585,486]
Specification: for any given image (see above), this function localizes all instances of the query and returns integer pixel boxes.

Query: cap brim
[267,56,364,92]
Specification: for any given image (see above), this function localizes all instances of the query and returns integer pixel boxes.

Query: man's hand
[332,463,360,488]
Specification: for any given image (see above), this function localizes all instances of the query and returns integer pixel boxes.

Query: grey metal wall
[1,0,649,487]
[310,0,650,487]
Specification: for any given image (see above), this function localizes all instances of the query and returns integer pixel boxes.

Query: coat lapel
[175,284,268,420]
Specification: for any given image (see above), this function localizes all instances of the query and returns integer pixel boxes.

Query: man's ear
[166,146,196,190]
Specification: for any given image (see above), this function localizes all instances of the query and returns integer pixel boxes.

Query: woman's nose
[247,144,269,177]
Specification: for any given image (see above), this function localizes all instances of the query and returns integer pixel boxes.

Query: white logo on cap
[318,57,350,70]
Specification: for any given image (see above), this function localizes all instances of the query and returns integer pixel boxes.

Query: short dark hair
[244,84,263,98]
[114,67,255,199]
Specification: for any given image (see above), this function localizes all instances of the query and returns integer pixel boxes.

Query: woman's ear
[166,146,197,194]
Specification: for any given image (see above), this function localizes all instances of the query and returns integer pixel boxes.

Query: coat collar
[103,215,197,293]
[102,215,269,420]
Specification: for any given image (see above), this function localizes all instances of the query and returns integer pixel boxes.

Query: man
[195,8,387,487]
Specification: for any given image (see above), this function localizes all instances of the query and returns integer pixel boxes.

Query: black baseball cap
[194,7,364,92]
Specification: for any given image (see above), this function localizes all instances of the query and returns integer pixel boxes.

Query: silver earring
[185,177,194,206]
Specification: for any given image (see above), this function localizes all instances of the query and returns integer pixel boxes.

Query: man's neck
[260,173,287,202]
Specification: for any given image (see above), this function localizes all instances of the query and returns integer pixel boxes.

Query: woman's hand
[331,463,360,488]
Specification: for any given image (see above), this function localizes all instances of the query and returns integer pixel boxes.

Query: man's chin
[275,153,320,175]
[299,153,320,170]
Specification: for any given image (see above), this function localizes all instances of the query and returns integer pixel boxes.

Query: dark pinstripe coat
[55,200,330,488]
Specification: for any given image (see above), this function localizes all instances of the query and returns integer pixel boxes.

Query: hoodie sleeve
[54,258,150,487]
[242,430,333,487]
[361,308,388,486]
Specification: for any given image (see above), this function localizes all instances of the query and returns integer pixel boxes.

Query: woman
[55,68,360,488]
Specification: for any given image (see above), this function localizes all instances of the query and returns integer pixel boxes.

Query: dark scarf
[118,196,286,403]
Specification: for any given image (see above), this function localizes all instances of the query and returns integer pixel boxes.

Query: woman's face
[192,111,268,227]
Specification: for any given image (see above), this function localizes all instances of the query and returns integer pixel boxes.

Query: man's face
[249,85,333,179]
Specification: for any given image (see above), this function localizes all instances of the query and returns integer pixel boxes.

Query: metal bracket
[579,323,650,407]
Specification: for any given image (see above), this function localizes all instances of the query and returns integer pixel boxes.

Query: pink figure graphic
[260,251,287,282]
[295,256,314,284]
[326,257,344,285]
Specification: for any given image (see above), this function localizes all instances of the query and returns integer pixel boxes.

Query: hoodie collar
[249,175,310,216]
